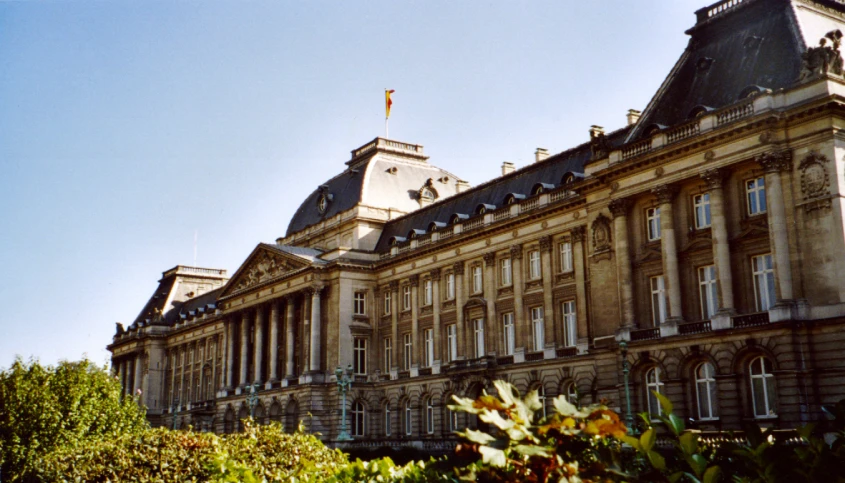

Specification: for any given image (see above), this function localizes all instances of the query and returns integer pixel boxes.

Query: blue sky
[0,0,705,368]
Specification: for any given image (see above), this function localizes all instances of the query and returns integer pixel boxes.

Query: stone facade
[109,0,845,452]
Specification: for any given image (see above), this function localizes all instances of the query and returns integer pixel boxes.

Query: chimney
[456,180,470,193]
[589,125,605,140]
[626,109,641,126]
[534,148,549,163]
[501,162,515,176]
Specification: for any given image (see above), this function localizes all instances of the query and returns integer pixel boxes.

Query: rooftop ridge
[162,265,228,278]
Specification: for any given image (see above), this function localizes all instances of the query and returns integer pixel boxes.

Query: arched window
[535,385,547,419]
[749,356,777,418]
[403,400,413,435]
[425,398,435,434]
[352,402,366,437]
[564,382,579,407]
[384,404,392,436]
[695,362,718,420]
[645,367,664,417]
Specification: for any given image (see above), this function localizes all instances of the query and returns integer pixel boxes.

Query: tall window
[402,286,411,311]
[447,324,458,362]
[426,399,435,434]
[384,404,391,436]
[473,318,485,358]
[384,291,392,315]
[502,312,515,356]
[353,338,367,375]
[403,333,412,370]
[752,254,776,311]
[536,385,547,419]
[650,275,667,326]
[404,400,412,435]
[562,301,577,347]
[383,338,392,373]
[472,266,483,293]
[559,241,573,272]
[645,367,664,417]
[500,258,512,286]
[423,328,434,367]
[647,207,661,241]
[695,362,718,420]
[446,273,455,300]
[423,280,433,306]
[531,307,545,351]
[693,193,711,229]
[750,356,777,418]
[448,406,459,432]
[351,402,365,437]
[529,250,542,279]
[564,382,578,406]
[353,292,366,316]
[698,265,718,320]
[746,177,767,216]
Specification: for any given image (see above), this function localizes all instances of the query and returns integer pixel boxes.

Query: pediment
[221,245,311,297]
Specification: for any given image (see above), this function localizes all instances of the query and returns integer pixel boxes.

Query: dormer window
[418,180,438,207]
[317,195,328,214]
[504,193,526,205]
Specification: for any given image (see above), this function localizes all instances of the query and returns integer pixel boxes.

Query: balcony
[678,320,712,335]
[630,327,661,342]
[525,351,544,362]
[732,312,770,328]
[556,347,578,358]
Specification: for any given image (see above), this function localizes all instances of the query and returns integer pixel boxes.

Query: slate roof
[167,287,224,325]
[268,243,326,263]
[132,276,177,325]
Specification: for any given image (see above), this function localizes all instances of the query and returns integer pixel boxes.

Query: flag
[385,89,395,118]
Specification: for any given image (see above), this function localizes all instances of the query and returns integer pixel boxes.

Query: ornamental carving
[799,151,832,212]
[429,268,442,280]
[233,251,300,292]
[510,244,523,260]
[701,168,727,190]
[652,184,679,204]
[538,235,552,252]
[453,261,465,275]
[608,198,632,218]
[483,252,496,267]
[799,30,844,80]
[409,274,420,285]
[571,225,586,243]
[591,213,612,253]
[756,149,793,173]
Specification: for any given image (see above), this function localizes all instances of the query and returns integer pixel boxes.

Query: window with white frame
[645,367,664,417]
[446,273,455,300]
[693,193,711,229]
[500,258,512,286]
[536,385,547,419]
[559,241,573,272]
[423,328,434,367]
[447,324,457,362]
[562,301,577,347]
[650,275,667,326]
[698,265,718,320]
[351,401,365,437]
[564,382,578,406]
[531,307,545,351]
[426,399,435,434]
[403,333,412,370]
[502,312,515,356]
[383,337,392,373]
[529,250,542,280]
[448,406,459,432]
[750,356,777,418]
[353,338,367,375]
[423,279,432,306]
[404,400,412,435]
[472,265,483,293]
[695,362,718,420]
[353,292,366,316]
[384,404,391,436]
[384,291,392,315]
[647,207,661,241]
[473,318,485,358]
[746,177,767,216]
[752,254,776,312]
[402,285,411,311]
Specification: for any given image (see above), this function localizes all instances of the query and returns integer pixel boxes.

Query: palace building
[109,0,845,451]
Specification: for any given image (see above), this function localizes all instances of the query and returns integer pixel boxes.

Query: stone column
[653,185,683,321]
[453,262,467,358]
[410,274,420,367]
[483,252,496,356]
[284,298,295,378]
[117,359,126,395]
[539,235,555,347]
[309,285,323,373]
[133,352,144,396]
[511,244,526,350]
[239,311,250,388]
[609,199,635,328]
[572,227,589,347]
[757,150,794,302]
[702,168,735,313]
[268,301,280,383]
[170,351,177,405]
[253,305,265,384]
[225,319,235,389]
[179,347,186,401]
[389,281,399,369]
[430,268,442,362]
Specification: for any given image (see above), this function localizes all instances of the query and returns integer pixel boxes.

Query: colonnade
[114,352,144,397]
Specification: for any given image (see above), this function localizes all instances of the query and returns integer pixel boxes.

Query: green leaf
[640,428,656,452]
[689,453,707,477]
[666,413,686,436]
[702,465,721,483]
[679,431,698,456]
[655,391,674,415]
[647,450,666,470]
[478,446,507,467]
[619,435,641,450]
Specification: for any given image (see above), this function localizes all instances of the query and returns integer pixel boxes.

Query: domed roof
[285,138,466,237]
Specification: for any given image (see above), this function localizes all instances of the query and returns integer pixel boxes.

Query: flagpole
[385,117,389,139]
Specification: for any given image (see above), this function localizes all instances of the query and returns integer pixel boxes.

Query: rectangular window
[559,241,573,272]
[698,265,718,320]
[531,307,545,351]
[384,291,392,315]
[693,193,711,229]
[746,177,767,216]
[752,254,776,311]
[647,207,661,241]
[502,312,515,356]
[500,258,512,286]
[353,338,367,375]
[423,328,434,367]
[529,250,541,279]
[562,301,577,347]
[403,333,412,370]
[402,286,411,311]
[650,275,667,326]
[353,292,366,316]
[448,408,459,432]
[446,273,455,300]
[447,324,457,362]
[383,337,392,373]
[473,318,485,358]
[384,406,392,436]
[424,280,433,306]
[472,266,483,293]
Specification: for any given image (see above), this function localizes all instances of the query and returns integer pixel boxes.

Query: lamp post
[335,364,354,441]
[247,383,261,419]
[171,397,180,430]
[619,341,637,435]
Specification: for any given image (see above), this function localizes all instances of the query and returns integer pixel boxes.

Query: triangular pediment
[221,244,313,298]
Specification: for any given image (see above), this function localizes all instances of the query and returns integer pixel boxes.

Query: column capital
[701,168,728,189]
[306,283,325,296]
[452,261,465,275]
[571,225,587,243]
[756,149,793,173]
[510,244,523,260]
[483,252,496,267]
[429,268,442,280]
[409,274,420,285]
[538,235,553,253]
[608,198,633,218]
[652,184,680,204]
[388,280,399,291]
